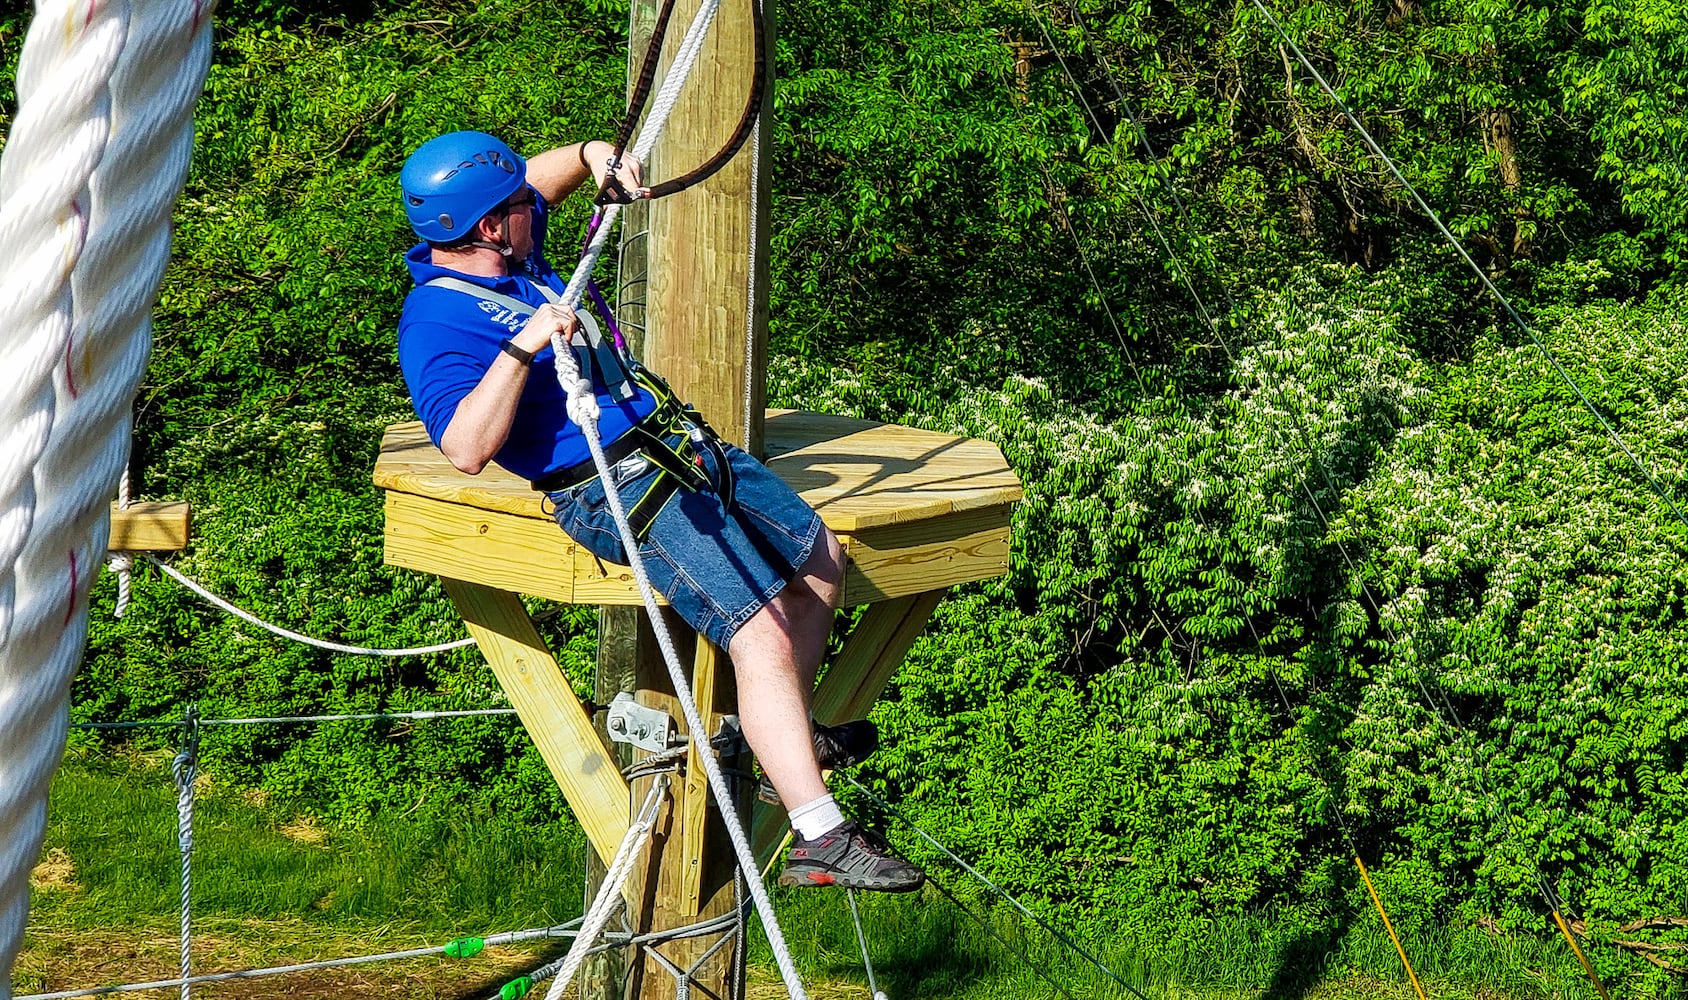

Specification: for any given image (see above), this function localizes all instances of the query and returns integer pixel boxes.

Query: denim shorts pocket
[551,460,665,568]
[567,478,609,514]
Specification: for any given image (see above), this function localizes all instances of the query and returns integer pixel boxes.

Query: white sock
[788,793,846,841]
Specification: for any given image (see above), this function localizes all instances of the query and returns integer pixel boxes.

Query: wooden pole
[601,0,772,993]
[641,0,770,456]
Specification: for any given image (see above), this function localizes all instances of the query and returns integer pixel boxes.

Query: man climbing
[395,130,924,892]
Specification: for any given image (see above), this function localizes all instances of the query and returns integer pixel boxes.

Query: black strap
[642,0,767,202]
[593,0,680,207]
[595,0,768,206]
[625,471,681,541]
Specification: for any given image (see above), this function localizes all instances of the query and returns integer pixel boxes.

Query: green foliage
[7,0,1688,987]
[1569,0,1688,265]
[776,266,1688,991]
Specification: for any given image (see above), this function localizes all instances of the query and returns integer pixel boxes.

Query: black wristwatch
[499,339,535,365]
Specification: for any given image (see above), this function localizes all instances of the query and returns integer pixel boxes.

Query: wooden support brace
[108,501,191,551]
[440,577,631,864]
[814,590,945,725]
[680,634,723,916]
[751,590,944,861]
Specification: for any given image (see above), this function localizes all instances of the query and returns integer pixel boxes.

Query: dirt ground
[15,919,565,1000]
[13,920,856,1000]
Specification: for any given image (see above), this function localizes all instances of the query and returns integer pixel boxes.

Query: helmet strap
[499,212,516,259]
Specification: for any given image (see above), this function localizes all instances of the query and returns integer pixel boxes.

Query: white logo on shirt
[476,299,525,332]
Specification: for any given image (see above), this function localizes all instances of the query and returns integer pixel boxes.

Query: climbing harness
[423,275,638,403]
[422,279,737,542]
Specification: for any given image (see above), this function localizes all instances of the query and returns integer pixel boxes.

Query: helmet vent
[437,213,454,230]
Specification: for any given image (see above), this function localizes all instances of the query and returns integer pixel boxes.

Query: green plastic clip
[500,976,533,1000]
[444,936,485,959]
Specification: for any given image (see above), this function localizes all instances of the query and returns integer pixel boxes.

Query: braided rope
[170,715,199,1000]
[539,781,667,1000]
[108,468,132,618]
[144,555,476,656]
[0,6,125,987]
[542,1,807,994]
[0,5,214,996]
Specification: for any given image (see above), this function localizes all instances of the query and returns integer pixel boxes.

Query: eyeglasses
[500,188,537,213]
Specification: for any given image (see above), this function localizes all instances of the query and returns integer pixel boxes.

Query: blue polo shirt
[397,197,656,481]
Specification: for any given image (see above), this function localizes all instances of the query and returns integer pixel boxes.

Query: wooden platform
[375,409,1023,607]
[374,408,1022,872]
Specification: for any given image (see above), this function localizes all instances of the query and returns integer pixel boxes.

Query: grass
[751,869,1603,1000]
[20,752,1618,1000]
[20,748,590,999]
[30,747,588,933]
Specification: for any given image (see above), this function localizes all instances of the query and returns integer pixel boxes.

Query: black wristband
[499,339,535,365]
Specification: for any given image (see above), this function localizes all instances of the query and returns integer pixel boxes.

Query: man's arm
[438,303,579,475]
[528,142,647,207]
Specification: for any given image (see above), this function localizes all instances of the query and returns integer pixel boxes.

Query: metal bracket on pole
[606,691,676,752]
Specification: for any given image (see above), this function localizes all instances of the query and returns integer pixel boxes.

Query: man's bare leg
[727,527,844,808]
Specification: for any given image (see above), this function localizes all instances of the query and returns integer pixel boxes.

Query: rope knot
[565,381,600,426]
[107,550,134,618]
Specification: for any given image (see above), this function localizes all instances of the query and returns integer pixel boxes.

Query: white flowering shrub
[776,269,1688,964]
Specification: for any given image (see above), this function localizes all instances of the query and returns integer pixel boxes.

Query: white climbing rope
[0,4,215,996]
[539,780,668,1000]
[143,555,477,656]
[543,2,809,995]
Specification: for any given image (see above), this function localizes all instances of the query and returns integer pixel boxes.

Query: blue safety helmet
[400,131,527,243]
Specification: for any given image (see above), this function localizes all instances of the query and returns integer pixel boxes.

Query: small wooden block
[108,501,191,551]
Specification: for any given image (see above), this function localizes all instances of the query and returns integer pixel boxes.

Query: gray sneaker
[777,821,925,892]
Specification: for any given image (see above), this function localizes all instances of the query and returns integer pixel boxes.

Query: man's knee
[806,527,845,606]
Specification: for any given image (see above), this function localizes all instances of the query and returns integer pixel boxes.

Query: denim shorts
[548,436,824,650]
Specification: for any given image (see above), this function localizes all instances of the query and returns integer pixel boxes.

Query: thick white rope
[144,555,477,656]
[0,27,126,935]
[0,4,215,997]
[0,3,128,992]
[544,1,808,995]
[539,781,667,1000]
